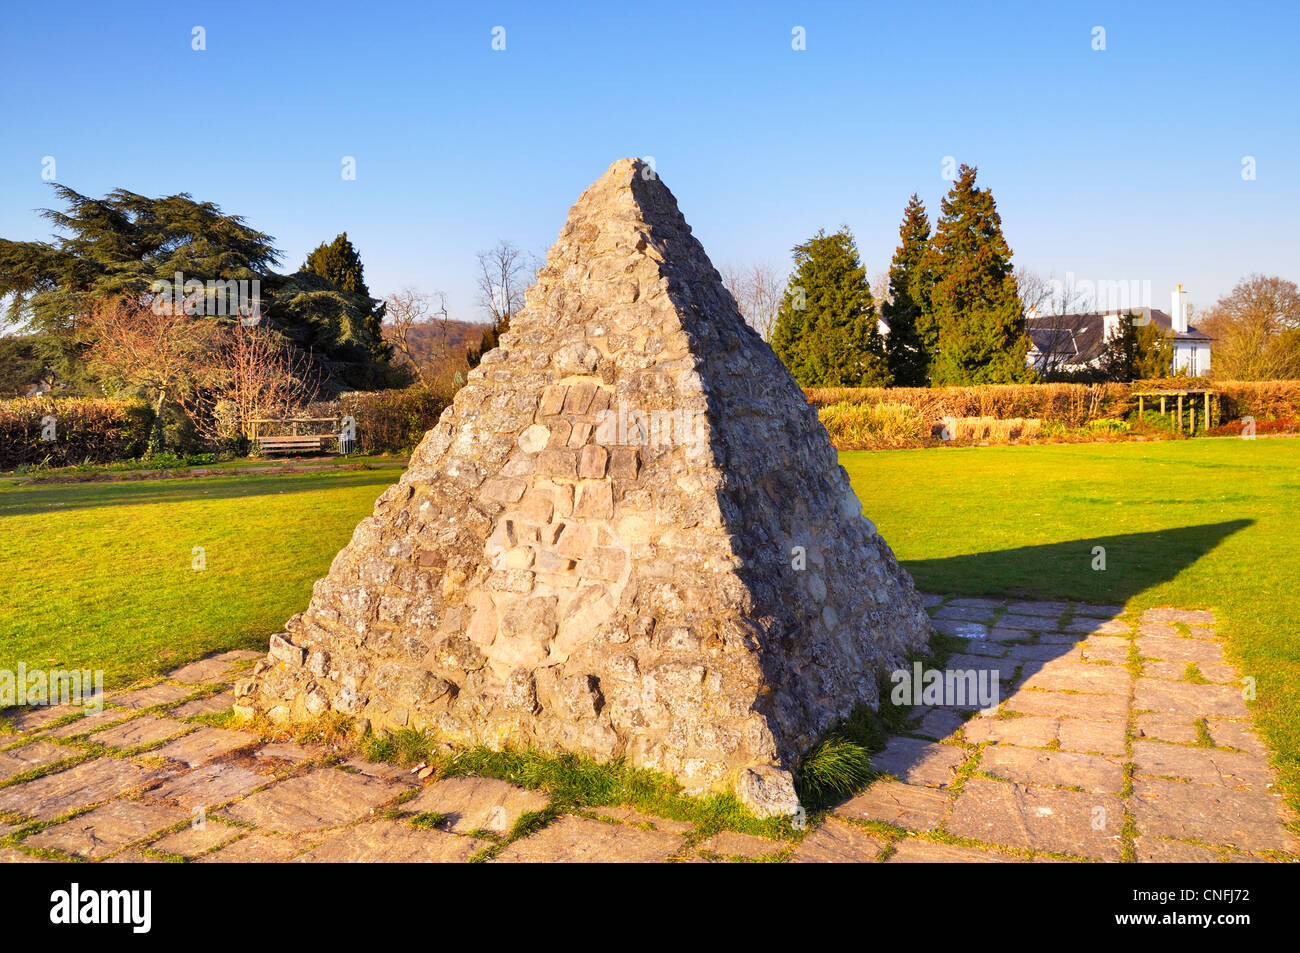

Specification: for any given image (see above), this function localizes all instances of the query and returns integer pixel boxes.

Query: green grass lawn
[843,437,1300,809]
[1,438,1297,808]
[0,466,403,688]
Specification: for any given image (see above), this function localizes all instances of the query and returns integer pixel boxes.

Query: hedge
[0,397,152,469]
[307,386,454,455]
[805,383,1131,428]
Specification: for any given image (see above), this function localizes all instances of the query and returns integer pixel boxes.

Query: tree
[1199,274,1300,380]
[1098,312,1174,382]
[770,228,891,387]
[0,185,400,393]
[468,240,532,367]
[882,195,932,386]
[81,297,216,450]
[384,287,454,389]
[921,165,1033,385]
[1019,268,1092,379]
[302,232,389,361]
[177,322,319,448]
[721,261,785,342]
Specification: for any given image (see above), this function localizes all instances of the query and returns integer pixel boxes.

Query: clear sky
[2,0,1297,323]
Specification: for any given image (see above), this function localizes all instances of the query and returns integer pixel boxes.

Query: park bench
[250,417,351,456]
[255,433,330,455]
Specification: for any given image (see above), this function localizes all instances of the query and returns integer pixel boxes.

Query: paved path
[1,600,1295,862]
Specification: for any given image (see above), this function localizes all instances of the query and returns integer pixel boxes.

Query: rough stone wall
[240,158,930,813]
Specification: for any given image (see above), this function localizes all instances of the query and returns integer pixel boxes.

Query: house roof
[1026,307,1212,364]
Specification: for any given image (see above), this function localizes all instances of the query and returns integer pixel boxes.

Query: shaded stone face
[242,157,930,815]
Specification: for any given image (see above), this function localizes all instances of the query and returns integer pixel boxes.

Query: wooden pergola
[1133,389,1216,435]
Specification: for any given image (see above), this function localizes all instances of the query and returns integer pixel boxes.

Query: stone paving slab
[1,705,78,733]
[1131,740,1275,791]
[978,745,1125,794]
[0,847,47,863]
[789,819,886,862]
[200,833,311,863]
[1004,689,1128,722]
[149,726,257,767]
[1017,660,1130,696]
[910,708,966,740]
[1137,635,1224,665]
[870,737,968,788]
[887,838,1012,862]
[1065,618,1131,635]
[1133,836,1220,863]
[405,776,550,835]
[492,814,683,862]
[695,831,785,860]
[0,758,167,821]
[166,658,238,684]
[1134,679,1250,719]
[948,778,1123,860]
[26,800,188,859]
[1207,720,1267,755]
[1080,636,1129,663]
[91,715,189,749]
[109,683,194,710]
[1129,777,1295,852]
[1143,608,1215,625]
[42,709,130,739]
[835,780,951,832]
[171,694,235,718]
[1057,719,1127,756]
[1005,600,1071,617]
[142,760,269,810]
[150,822,242,857]
[222,768,402,833]
[294,820,486,862]
[0,740,71,782]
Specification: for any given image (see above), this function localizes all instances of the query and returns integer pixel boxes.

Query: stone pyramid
[240,158,930,815]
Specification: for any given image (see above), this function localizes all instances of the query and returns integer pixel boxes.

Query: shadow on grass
[0,468,401,519]
[902,519,1253,605]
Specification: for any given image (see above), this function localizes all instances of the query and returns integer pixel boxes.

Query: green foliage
[1098,313,1173,382]
[301,232,389,364]
[0,396,152,468]
[795,736,875,807]
[921,165,1033,385]
[466,316,508,369]
[0,335,55,398]
[0,185,401,395]
[882,195,933,386]
[771,227,891,386]
[817,401,929,449]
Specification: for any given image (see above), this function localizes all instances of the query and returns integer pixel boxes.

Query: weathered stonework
[241,158,931,815]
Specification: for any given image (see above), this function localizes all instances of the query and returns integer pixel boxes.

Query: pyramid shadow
[902,519,1253,606]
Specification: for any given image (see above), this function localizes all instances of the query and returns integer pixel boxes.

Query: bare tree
[82,297,215,450]
[384,287,451,389]
[476,240,532,327]
[1017,268,1092,378]
[178,322,319,446]
[1200,274,1300,380]
[721,261,786,342]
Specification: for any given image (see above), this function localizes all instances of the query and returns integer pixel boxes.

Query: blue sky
[2,0,1297,323]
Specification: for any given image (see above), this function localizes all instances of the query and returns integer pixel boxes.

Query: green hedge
[318,386,454,455]
[0,397,152,469]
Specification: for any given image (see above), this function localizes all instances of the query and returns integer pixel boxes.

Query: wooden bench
[256,434,329,455]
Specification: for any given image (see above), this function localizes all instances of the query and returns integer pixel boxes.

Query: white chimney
[1170,284,1188,333]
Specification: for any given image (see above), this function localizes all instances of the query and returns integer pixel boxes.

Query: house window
[1187,348,1198,376]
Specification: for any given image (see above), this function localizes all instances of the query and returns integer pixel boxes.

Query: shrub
[1213,380,1300,422]
[806,382,1130,427]
[0,397,152,469]
[938,416,1042,442]
[308,385,456,455]
[817,402,929,449]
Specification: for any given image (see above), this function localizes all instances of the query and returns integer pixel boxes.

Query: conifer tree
[920,165,1033,385]
[882,195,932,386]
[770,228,890,387]
[302,232,389,360]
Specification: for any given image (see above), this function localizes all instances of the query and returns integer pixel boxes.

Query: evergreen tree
[920,165,1033,385]
[302,232,389,361]
[0,186,401,392]
[770,228,890,387]
[882,194,932,386]
[1100,313,1174,381]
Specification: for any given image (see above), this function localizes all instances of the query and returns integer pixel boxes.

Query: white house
[1025,284,1213,377]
